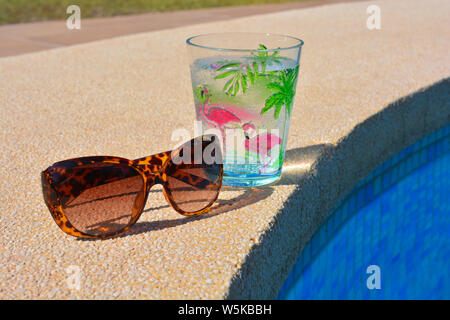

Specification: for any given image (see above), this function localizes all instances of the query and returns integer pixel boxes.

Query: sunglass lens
[165,135,223,214]
[55,163,144,236]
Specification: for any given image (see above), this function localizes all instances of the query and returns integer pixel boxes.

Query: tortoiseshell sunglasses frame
[41,137,223,239]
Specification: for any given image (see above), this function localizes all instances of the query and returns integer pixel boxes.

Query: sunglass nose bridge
[146,163,163,174]
[138,163,164,183]
[134,150,172,178]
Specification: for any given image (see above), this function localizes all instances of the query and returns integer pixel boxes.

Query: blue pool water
[278,124,450,299]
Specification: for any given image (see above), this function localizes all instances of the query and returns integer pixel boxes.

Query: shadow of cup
[276,143,333,185]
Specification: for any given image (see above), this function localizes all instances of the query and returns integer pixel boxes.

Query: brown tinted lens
[165,135,222,213]
[60,163,144,236]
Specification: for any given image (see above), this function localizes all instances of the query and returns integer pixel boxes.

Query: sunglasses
[41,135,223,239]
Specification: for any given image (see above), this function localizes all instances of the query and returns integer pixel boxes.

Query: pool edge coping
[225,77,450,299]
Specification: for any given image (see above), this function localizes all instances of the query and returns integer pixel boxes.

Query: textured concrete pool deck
[0,0,449,299]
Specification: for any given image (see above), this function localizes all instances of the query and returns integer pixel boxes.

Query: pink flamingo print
[197,85,242,139]
[243,122,282,171]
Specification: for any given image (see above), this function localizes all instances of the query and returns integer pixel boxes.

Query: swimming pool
[278,124,450,299]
